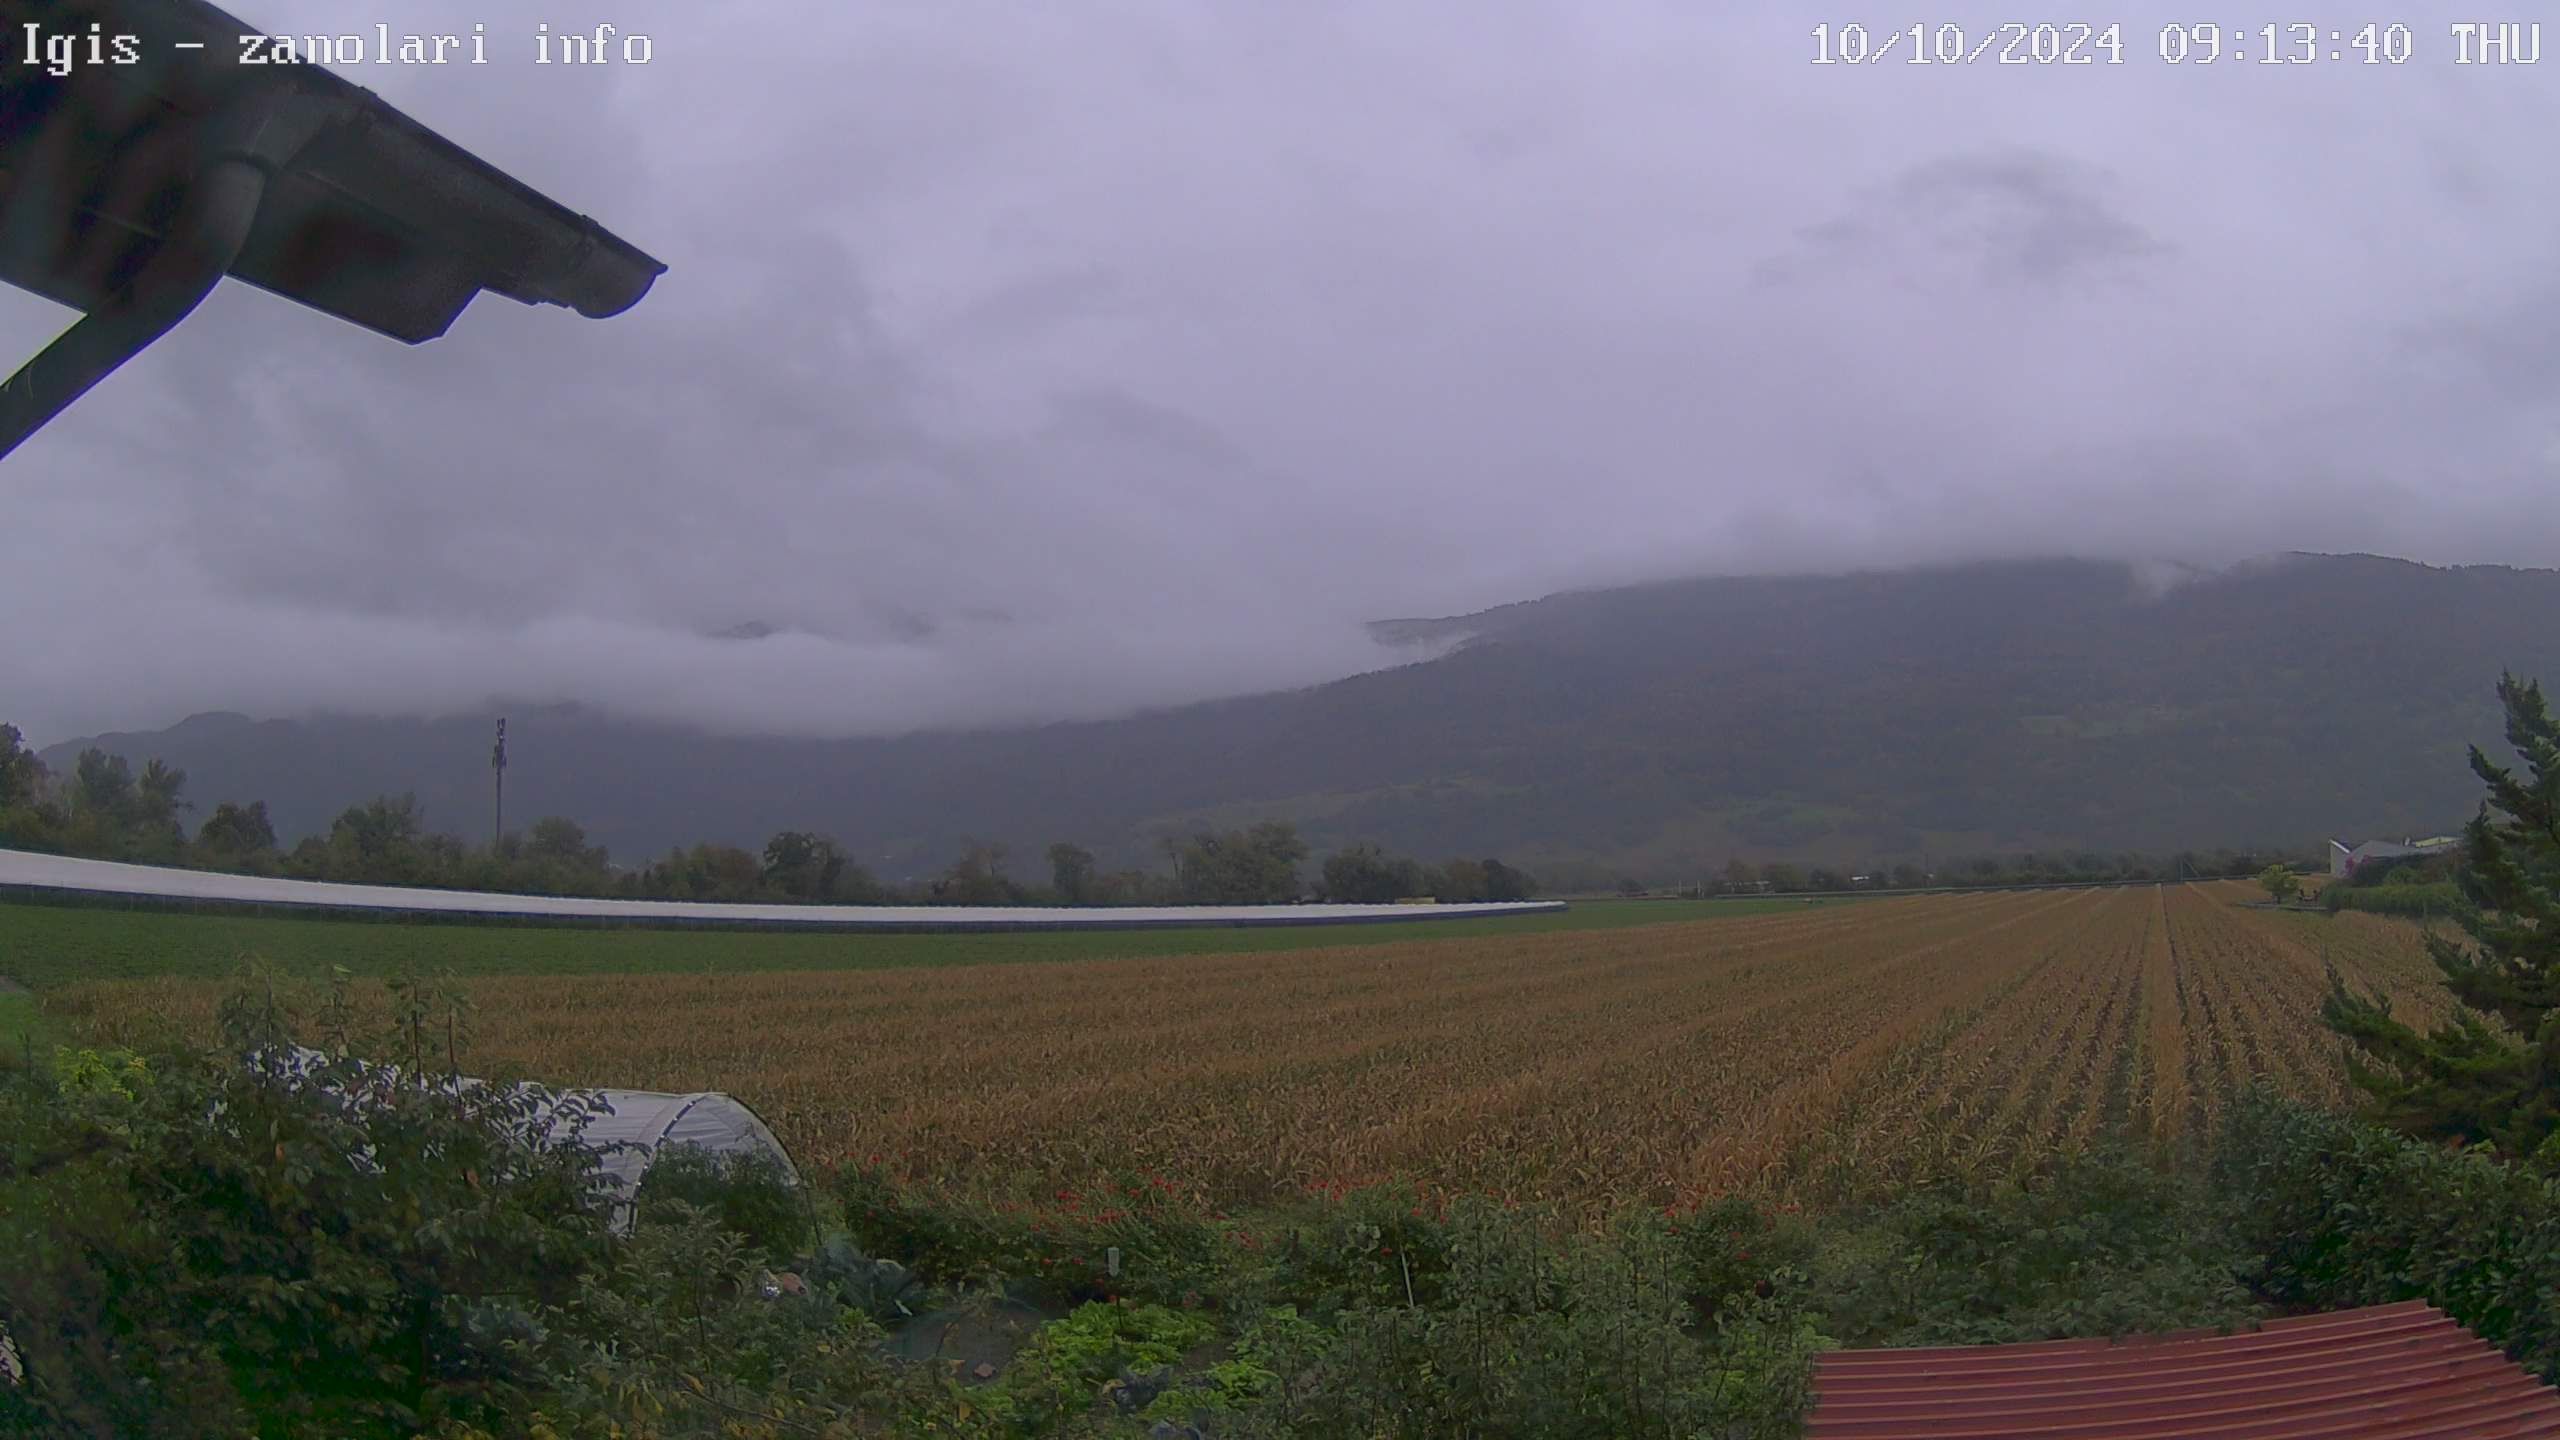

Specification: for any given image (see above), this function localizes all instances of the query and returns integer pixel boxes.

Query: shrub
[1812,1141,2256,1348]
[2322,881,2464,918]
[1234,1211,1825,1440]
[826,1169,1833,1438]
[2216,1087,2560,1381]
[0,1037,620,1437]
[523,1204,934,1439]
[1666,1195,1823,1322]
[987,1300,1217,1430]
[634,1143,811,1265]
[0,979,936,1440]
[834,1162,1232,1310]
[1258,1181,1465,1318]
[799,1233,925,1324]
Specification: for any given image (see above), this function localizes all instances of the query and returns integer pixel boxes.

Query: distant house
[2328,835,2460,879]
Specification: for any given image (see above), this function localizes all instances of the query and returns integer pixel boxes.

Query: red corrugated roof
[1808,1301,2560,1439]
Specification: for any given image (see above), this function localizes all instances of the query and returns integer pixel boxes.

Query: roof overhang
[0,0,664,455]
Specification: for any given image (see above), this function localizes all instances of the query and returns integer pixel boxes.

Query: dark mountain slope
[42,553,2554,880]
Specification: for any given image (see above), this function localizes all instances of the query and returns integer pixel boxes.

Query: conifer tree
[2324,672,2560,1166]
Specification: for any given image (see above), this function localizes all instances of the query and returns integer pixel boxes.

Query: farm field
[0,892,1854,991]
[47,881,2449,1216]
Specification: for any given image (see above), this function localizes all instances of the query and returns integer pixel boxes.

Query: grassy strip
[0,893,1854,990]
[2321,882,2465,918]
[0,991,60,1063]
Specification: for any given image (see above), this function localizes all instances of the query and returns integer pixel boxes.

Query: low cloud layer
[9,3,2558,743]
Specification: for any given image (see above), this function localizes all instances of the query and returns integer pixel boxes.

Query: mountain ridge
[40,552,2551,884]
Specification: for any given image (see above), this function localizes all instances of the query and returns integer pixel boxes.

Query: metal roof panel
[1807,1304,2560,1440]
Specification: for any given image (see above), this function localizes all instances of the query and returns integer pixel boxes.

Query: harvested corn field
[54,883,2450,1215]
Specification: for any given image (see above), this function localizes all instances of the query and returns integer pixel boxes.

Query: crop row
[54,884,2449,1214]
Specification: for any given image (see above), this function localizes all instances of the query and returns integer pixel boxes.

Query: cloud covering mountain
[8,4,2558,744]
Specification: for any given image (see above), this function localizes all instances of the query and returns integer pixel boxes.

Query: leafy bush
[1666,1194,1824,1321]
[1230,1209,1825,1440]
[511,1204,939,1439]
[634,1143,811,1265]
[800,1233,925,1323]
[0,1034,620,1436]
[1812,1141,2256,1348]
[2322,880,2464,917]
[2216,1087,2560,1381]
[1253,1181,1465,1318]
[832,1168,1832,1438]
[2257,864,2300,905]
[835,1162,1234,1309]
[986,1300,1217,1430]
[0,976,944,1440]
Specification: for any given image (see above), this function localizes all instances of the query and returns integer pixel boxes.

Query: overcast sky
[8,2,2558,744]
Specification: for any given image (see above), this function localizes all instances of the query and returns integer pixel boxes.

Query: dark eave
[0,0,664,343]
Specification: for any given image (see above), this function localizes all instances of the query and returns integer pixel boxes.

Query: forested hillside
[40,553,2545,882]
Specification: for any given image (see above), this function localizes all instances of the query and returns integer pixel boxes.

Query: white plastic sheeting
[578,1087,802,1227]
[0,847,1564,929]
[271,1046,800,1232]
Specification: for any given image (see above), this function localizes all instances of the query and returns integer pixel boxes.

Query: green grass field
[0,894,1853,991]
[0,991,62,1057]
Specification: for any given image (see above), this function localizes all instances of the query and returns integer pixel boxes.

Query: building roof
[0,847,1567,931]
[1806,1301,2560,1439]
[2333,836,2460,861]
[1,0,664,343]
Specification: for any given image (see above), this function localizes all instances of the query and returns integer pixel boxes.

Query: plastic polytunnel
[576,1088,803,1226]
[271,1046,802,1232]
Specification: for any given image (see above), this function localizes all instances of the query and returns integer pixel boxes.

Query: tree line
[1673,846,2307,897]
[0,721,2298,907]
[0,726,1536,907]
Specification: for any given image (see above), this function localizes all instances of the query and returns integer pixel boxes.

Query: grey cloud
[1764,149,2164,291]
[7,0,2560,746]
[929,268,1128,351]
[1892,150,2167,285]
